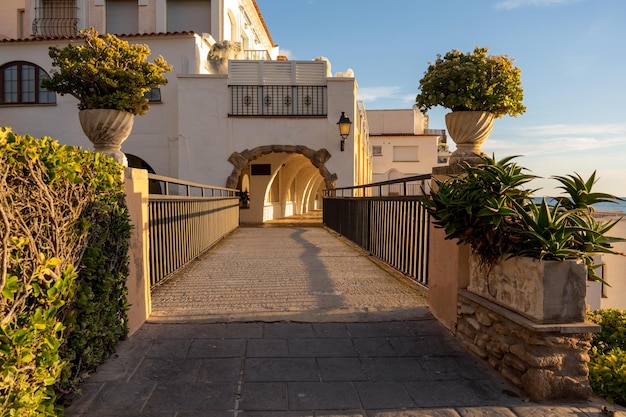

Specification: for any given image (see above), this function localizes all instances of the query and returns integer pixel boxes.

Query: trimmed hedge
[0,127,130,416]
[587,308,626,406]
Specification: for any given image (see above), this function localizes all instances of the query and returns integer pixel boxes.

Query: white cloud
[495,0,579,10]
[520,123,626,137]
[357,86,404,102]
[491,123,626,153]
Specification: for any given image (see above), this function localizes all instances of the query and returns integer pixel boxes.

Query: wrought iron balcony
[32,18,78,37]
[32,0,78,37]
[229,85,327,116]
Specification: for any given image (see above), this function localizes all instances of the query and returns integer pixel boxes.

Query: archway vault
[226,145,337,190]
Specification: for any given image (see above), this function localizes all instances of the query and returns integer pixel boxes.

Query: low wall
[124,167,151,336]
[456,290,600,401]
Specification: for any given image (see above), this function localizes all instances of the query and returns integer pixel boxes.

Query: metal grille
[33,0,78,37]
[230,85,326,116]
[295,86,326,115]
[262,85,293,116]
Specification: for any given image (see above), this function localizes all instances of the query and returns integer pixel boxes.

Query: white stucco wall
[0,0,24,39]
[587,215,626,310]
[370,135,440,181]
[367,108,443,181]
[0,35,203,178]
[174,73,358,189]
[368,107,427,136]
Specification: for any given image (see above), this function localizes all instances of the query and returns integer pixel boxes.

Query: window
[106,0,139,34]
[372,146,382,156]
[144,87,162,103]
[1,62,56,105]
[393,146,419,162]
[167,0,211,34]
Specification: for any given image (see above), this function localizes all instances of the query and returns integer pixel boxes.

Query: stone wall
[456,289,599,401]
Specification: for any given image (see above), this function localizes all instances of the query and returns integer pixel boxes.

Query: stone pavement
[64,222,626,416]
[149,225,430,323]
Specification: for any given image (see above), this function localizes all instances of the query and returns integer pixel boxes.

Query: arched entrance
[227,145,337,223]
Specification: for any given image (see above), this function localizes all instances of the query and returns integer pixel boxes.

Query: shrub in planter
[415,46,526,118]
[42,27,171,116]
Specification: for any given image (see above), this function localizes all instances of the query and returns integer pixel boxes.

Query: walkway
[64,222,625,417]
[149,224,429,323]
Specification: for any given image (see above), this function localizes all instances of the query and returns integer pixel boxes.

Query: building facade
[368,106,448,187]
[0,0,377,224]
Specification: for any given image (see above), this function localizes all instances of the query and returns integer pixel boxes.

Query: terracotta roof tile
[0,31,196,43]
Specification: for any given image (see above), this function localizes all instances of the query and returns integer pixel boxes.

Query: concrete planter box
[468,253,587,324]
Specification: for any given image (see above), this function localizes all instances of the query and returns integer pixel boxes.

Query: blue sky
[255,0,626,197]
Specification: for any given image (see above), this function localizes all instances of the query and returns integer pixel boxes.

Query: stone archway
[226,145,337,190]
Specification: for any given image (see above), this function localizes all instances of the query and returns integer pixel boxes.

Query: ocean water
[532,197,626,213]
[593,200,626,213]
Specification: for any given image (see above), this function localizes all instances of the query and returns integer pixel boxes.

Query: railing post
[123,168,151,336]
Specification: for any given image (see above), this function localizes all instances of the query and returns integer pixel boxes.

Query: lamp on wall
[337,112,352,151]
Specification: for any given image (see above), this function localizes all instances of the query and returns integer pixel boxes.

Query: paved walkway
[150,225,429,323]
[65,222,625,417]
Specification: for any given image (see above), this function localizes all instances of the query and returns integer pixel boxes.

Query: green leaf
[1,275,20,300]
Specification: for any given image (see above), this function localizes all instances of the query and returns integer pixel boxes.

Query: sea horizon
[531,197,626,213]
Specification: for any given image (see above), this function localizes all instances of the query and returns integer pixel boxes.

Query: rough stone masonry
[456,290,598,401]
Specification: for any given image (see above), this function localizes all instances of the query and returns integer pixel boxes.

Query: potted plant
[238,190,250,209]
[415,47,526,165]
[42,27,172,164]
[424,154,624,323]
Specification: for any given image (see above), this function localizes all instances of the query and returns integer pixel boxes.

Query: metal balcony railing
[243,50,271,60]
[229,85,327,116]
[33,0,78,37]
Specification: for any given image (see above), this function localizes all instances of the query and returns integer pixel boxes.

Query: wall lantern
[337,111,352,151]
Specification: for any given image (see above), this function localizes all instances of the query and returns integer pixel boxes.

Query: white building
[0,0,448,223]
[0,0,375,224]
[368,106,448,185]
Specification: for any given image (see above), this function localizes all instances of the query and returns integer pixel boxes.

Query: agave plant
[424,154,625,281]
[424,154,537,267]
[553,171,624,211]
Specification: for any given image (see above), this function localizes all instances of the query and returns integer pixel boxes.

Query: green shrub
[61,191,130,384]
[42,27,171,116]
[587,308,626,355]
[587,309,626,406]
[588,347,626,406]
[0,127,130,415]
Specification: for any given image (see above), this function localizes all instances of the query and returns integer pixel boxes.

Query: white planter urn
[445,111,495,166]
[468,252,587,324]
[79,109,134,166]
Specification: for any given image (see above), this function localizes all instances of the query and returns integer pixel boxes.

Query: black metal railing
[148,174,239,288]
[229,85,327,116]
[323,175,432,287]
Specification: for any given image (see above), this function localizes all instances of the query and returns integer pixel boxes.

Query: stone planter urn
[468,253,587,324]
[445,111,495,166]
[79,109,134,166]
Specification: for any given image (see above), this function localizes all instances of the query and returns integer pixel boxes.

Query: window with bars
[32,0,78,37]
[0,62,56,105]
